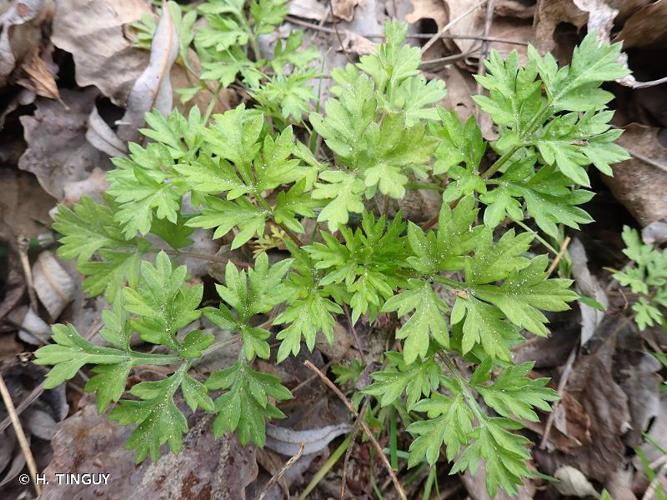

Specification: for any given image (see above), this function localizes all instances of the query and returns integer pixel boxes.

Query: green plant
[35,8,631,495]
[613,226,667,330]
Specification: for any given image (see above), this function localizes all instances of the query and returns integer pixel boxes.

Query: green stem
[298,434,353,500]
[129,353,182,366]
[514,219,559,255]
[481,145,519,179]
[203,82,223,124]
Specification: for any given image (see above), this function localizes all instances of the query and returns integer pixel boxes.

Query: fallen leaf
[534,0,588,53]
[18,306,52,345]
[117,0,178,143]
[616,0,667,49]
[32,251,75,320]
[15,45,60,100]
[0,0,51,87]
[569,238,608,346]
[85,106,128,157]
[554,465,600,498]
[62,167,109,205]
[0,168,55,240]
[265,422,352,455]
[18,88,108,200]
[331,0,359,22]
[287,0,329,21]
[51,0,150,106]
[604,124,667,226]
[40,408,259,500]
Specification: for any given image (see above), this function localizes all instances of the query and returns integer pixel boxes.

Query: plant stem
[481,145,519,179]
[514,219,559,255]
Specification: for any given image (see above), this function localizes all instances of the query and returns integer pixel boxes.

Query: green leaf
[451,296,520,360]
[407,391,473,464]
[473,255,577,335]
[383,281,449,363]
[34,324,177,390]
[311,170,365,232]
[451,418,534,497]
[187,197,268,248]
[123,252,203,348]
[110,365,189,462]
[472,362,558,421]
[364,352,442,408]
[207,361,292,446]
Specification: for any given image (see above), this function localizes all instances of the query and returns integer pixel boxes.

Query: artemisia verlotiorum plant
[35,1,630,495]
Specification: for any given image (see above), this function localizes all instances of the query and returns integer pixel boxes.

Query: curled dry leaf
[604,124,667,226]
[265,422,352,455]
[32,251,75,320]
[331,0,359,22]
[15,45,60,100]
[85,106,128,158]
[569,238,608,346]
[51,0,150,106]
[0,0,51,87]
[116,0,178,143]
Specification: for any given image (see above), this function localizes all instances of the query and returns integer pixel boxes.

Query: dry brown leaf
[616,0,667,48]
[405,0,448,31]
[117,0,178,143]
[62,167,109,205]
[0,0,52,87]
[18,88,107,200]
[604,124,667,226]
[32,251,75,320]
[51,0,150,106]
[40,407,259,500]
[15,46,59,100]
[331,0,359,22]
[534,0,588,53]
[0,169,54,241]
[287,0,328,21]
[342,30,376,55]
[85,106,128,158]
[534,345,632,484]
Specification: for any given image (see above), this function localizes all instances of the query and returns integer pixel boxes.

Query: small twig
[420,48,481,67]
[627,149,667,174]
[0,322,103,435]
[547,236,572,276]
[475,0,496,119]
[539,344,577,449]
[340,399,369,500]
[626,75,667,89]
[343,306,367,365]
[16,236,38,311]
[329,1,353,63]
[421,0,488,54]
[258,443,304,500]
[0,373,41,495]
[284,16,528,45]
[303,361,408,500]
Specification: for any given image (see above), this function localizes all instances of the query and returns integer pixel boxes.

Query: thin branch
[284,16,528,45]
[303,361,408,500]
[258,443,304,500]
[475,0,496,119]
[421,0,488,54]
[340,399,369,500]
[0,373,41,495]
[547,236,572,276]
[16,236,38,312]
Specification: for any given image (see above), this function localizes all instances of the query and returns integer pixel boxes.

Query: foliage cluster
[35,3,631,495]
